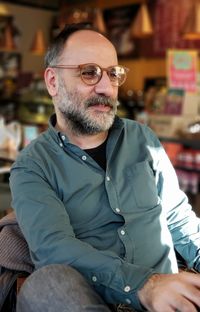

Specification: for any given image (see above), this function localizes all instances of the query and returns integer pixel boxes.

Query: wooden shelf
[175,166,200,173]
[159,137,200,150]
[0,149,18,162]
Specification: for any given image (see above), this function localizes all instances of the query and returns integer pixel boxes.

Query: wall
[0,2,54,74]
[121,58,166,91]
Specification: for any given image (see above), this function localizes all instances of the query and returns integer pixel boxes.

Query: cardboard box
[182,93,200,116]
[148,114,200,138]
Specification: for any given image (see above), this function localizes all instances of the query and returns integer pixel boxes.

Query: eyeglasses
[50,63,129,87]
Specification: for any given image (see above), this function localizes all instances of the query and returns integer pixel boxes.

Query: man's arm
[140,128,200,311]
[154,143,200,271]
[144,126,200,271]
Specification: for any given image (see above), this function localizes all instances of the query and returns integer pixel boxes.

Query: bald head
[44,23,118,69]
[58,30,118,66]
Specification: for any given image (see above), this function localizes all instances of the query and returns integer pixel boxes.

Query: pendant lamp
[181,0,200,40]
[30,29,46,55]
[131,3,153,38]
[0,24,16,51]
[0,4,9,15]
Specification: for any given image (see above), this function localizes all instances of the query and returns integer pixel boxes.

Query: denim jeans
[16,264,136,312]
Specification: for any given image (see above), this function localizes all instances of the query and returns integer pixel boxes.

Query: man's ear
[44,68,58,96]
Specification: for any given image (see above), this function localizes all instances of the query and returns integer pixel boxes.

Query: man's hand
[138,272,200,312]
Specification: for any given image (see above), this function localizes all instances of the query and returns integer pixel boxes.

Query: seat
[0,212,34,311]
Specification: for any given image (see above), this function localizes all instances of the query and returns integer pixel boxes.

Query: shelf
[0,149,18,162]
[175,166,200,173]
[0,166,11,174]
[159,137,200,149]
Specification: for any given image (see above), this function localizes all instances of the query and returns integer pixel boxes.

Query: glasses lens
[80,64,101,85]
[108,66,127,86]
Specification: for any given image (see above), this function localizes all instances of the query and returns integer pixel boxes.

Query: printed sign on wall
[167,50,198,93]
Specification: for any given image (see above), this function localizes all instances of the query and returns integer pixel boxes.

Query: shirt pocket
[126,160,159,209]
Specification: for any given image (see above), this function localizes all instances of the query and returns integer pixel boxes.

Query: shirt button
[106,176,110,181]
[120,229,125,235]
[92,276,97,282]
[125,298,131,304]
[124,285,131,292]
[59,143,63,147]
[115,208,120,213]
[61,135,65,140]
[82,155,87,161]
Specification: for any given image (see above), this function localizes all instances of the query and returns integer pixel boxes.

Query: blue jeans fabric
[16,264,136,312]
[16,264,112,312]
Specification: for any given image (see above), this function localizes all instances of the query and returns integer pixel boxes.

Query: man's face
[56,76,118,135]
[52,30,119,135]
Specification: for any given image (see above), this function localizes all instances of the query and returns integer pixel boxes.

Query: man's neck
[55,117,108,150]
[66,129,108,150]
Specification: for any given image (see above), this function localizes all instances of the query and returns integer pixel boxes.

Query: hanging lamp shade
[131,3,153,38]
[30,29,46,55]
[93,8,106,34]
[0,24,16,51]
[181,0,200,40]
[0,4,9,15]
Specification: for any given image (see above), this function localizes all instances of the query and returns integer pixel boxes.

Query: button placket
[82,155,87,161]
[124,285,131,292]
[120,229,126,236]
[125,298,131,304]
[92,275,97,282]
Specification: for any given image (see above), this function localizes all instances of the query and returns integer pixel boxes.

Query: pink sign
[167,50,198,93]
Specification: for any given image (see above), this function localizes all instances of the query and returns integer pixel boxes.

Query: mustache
[85,96,119,108]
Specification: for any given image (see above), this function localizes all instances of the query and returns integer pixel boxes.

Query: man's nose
[94,72,115,97]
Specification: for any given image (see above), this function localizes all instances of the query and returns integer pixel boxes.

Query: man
[10,23,200,312]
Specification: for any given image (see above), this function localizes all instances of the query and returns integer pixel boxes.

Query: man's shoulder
[14,129,55,164]
[121,117,142,127]
[117,117,160,145]
[120,117,151,134]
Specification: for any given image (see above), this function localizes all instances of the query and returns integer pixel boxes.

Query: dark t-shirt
[84,138,107,171]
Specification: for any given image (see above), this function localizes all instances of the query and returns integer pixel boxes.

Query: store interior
[0,0,200,216]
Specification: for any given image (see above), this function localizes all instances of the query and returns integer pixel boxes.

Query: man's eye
[83,70,95,76]
[82,68,97,78]
[109,70,118,79]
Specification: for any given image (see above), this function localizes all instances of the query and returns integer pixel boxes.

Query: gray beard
[58,96,117,136]
[61,110,109,135]
[56,77,118,135]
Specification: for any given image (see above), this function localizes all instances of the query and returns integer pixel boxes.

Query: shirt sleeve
[10,155,154,310]
[146,127,200,271]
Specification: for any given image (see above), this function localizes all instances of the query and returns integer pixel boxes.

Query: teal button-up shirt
[10,115,200,310]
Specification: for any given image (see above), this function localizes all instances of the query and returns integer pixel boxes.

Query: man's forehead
[65,29,113,48]
[59,29,117,64]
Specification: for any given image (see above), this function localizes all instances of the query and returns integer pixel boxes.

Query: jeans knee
[17,264,110,312]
